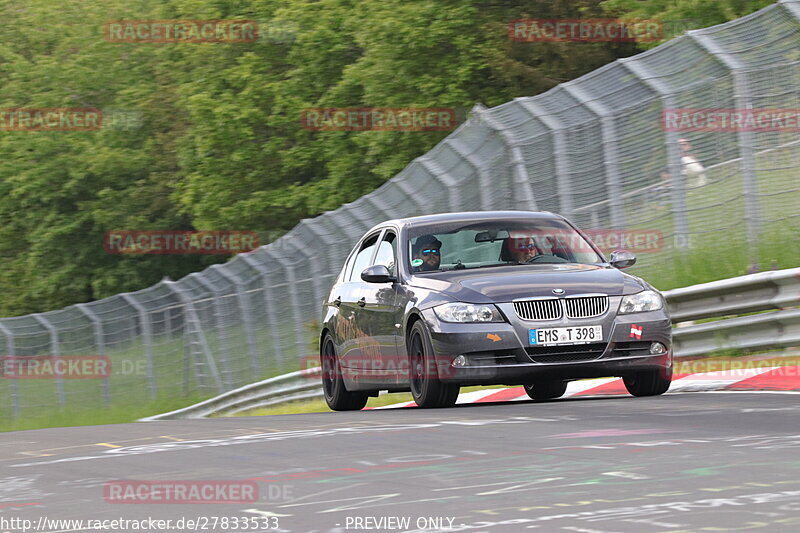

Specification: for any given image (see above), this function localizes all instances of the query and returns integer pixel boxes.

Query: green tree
[0,0,773,316]
[602,0,775,46]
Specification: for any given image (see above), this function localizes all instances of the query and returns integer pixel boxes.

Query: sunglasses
[421,249,440,255]
[517,243,537,250]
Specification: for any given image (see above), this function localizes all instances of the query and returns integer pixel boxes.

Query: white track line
[371,367,799,409]
[668,366,780,393]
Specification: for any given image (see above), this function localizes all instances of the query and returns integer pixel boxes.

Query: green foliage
[601,0,776,45]
[0,0,775,316]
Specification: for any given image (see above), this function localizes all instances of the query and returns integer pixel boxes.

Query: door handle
[357,297,366,307]
[333,296,341,307]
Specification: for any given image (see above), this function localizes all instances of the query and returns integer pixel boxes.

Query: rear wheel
[524,380,568,401]
[321,334,368,411]
[408,321,460,408]
[623,367,672,397]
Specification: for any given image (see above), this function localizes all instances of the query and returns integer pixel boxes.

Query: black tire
[524,380,568,401]
[408,321,460,408]
[321,334,368,411]
[623,367,672,397]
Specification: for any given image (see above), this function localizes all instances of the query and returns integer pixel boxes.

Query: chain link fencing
[2,0,799,421]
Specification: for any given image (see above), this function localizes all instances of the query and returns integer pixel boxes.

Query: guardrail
[143,267,800,420]
[141,367,322,421]
[665,267,800,357]
[664,267,800,321]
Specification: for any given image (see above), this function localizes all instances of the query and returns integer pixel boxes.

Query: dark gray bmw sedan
[319,211,672,410]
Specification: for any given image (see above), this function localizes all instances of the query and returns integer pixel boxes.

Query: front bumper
[420,306,672,386]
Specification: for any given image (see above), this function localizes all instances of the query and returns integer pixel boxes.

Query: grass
[0,317,318,431]
[640,219,800,291]
[233,385,509,417]
[615,151,800,290]
[0,394,208,432]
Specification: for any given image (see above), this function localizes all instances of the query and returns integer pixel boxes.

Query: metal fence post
[443,136,492,210]
[162,280,223,394]
[266,249,308,367]
[189,273,234,390]
[162,280,225,392]
[474,104,539,212]
[296,219,341,294]
[0,322,19,417]
[32,314,64,406]
[119,293,156,399]
[239,254,286,369]
[519,100,571,218]
[621,59,690,247]
[392,178,428,216]
[298,239,332,309]
[783,0,800,20]
[364,193,397,221]
[369,186,415,220]
[418,156,463,211]
[211,264,261,376]
[563,83,625,229]
[328,208,373,243]
[75,303,110,406]
[317,215,355,254]
[689,31,760,252]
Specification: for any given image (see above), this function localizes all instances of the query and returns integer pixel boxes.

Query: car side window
[372,232,397,276]
[339,249,358,283]
[347,233,380,282]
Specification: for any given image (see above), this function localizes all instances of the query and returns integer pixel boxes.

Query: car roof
[366,210,563,234]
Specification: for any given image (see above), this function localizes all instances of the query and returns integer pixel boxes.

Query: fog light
[650,342,667,355]
[452,355,468,367]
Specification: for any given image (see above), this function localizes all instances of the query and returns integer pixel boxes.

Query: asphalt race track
[3,392,800,532]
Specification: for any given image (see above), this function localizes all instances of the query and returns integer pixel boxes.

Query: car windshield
[407,219,603,273]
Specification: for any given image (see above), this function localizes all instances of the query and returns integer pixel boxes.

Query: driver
[412,234,442,272]
[500,235,540,263]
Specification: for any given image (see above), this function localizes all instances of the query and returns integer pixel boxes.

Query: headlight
[433,302,504,323]
[619,290,663,314]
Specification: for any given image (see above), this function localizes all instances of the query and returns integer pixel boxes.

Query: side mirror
[361,264,395,283]
[610,250,636,269]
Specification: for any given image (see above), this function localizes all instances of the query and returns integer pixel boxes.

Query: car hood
[409,264,645,303]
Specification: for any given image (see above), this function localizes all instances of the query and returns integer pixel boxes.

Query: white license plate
[529,326,602,346]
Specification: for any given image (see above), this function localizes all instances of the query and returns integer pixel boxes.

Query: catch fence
[2,0,799,420]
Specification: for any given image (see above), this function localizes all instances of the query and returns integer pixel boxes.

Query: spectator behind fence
[678,138,707,187]
[651,166,672,208]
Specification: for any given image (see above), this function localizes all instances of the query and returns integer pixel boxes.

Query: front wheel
[623,367,672,397]
[408,321,460,408]
[524,380,568,401]
[321,334,368,411]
